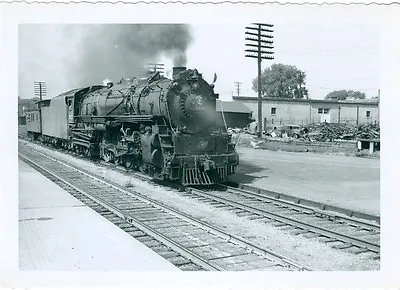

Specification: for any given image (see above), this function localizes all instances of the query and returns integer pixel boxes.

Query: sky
[18,23,380,101]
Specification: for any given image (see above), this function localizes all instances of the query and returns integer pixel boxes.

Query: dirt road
[232,147,380,215]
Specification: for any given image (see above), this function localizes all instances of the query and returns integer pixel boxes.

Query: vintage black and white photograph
[1,1,399,287]
[16,22,382,272]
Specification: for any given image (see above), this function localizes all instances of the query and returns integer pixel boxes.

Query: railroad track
[19,139,380,260]
[18,147,311,271]
[183,185,380,260]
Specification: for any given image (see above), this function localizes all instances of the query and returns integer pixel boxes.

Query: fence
[257,138,358,154]
[263,117,379,128]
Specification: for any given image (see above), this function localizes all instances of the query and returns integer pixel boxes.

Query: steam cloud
[72,24,192,86]
[18,24,192,98]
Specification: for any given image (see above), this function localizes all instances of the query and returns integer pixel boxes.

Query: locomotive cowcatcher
[26,67,239,185]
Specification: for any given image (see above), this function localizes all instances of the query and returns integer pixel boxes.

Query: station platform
[231,147,380,216]
[18,159,179,271]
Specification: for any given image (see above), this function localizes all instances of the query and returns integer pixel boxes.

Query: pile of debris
[232,122,380,143]
[356,123,380,139]
[301,123,380,142]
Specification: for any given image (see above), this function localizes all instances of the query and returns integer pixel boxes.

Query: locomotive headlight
[195,95,203,106]
[197,140,209,150]
[185,94,205,113]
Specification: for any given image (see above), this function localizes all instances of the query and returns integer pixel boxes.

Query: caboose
[25,67,239,185]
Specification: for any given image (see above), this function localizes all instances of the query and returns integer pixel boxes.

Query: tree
[252,63,308,99]
[325,90,366,100]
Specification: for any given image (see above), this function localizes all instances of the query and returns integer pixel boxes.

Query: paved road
[232,147,380,215]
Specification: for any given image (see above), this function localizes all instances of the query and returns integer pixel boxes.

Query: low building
[18,98,41,125]
[216,100,254,129]
[18,98,40,115]
[233,96,379,128]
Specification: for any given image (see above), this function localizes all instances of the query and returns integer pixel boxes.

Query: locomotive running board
[182,167,227,186]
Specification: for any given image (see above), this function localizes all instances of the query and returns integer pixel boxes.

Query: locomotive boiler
[69,67,239,185]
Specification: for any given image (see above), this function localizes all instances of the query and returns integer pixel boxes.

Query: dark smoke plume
[18,24,192,98]
[72,24,192,86]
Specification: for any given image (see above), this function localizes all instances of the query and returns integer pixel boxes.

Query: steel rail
[18,140,379,257]
[223,185,379,230]
[18,138,379,225]
[20,139,378,228]
[19,150,311,271]
[188,187,380,254]
[19,153,223,271]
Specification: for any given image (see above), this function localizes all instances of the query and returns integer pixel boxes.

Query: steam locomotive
[25,67,239,185]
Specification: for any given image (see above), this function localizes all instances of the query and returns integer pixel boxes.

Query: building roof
[233,96,379,106]
[216,100,252,113]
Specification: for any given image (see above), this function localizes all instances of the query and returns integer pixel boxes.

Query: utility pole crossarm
[245,31,274,38]
[246,43,274,49]
[234,82,242,97]
[146,63,165,75]
[252,23,274,27]
[245,49,274,54]
[34,81,47,101]
[245,37,274,45]
[245,26,274,33]
[245,55,275,60]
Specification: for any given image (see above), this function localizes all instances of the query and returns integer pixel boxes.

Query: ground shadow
[229,160,269,184]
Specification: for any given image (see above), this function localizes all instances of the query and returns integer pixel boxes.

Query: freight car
[26,67,239,185]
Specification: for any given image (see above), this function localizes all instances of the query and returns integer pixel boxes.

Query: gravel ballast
[19,140,380,271]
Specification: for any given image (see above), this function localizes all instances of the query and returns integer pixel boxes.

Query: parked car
[263,125,279,136]
[227,127,242,134]
[264,124,308,138]
[281,124,300,138]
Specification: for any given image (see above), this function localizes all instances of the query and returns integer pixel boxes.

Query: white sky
[169,23,380,100]
[19,23,379,101]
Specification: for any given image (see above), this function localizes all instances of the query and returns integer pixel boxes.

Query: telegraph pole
[146,63,164,76]
[234,82,242,97]
[245,23,274,138]
[34,81,47,101]
[34,81,46,132]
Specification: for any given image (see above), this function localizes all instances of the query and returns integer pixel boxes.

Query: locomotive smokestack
[173,66,186,79]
